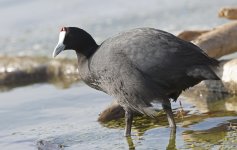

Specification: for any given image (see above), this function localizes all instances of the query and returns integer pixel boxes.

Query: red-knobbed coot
[53,27,220,136]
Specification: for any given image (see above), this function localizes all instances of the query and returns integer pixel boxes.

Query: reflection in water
[181,90,237,149]
[125,128,177,150]
[103,112,179,149]
[102,89,237,149]
[183,90,237,113]
[166,128,177,150]
[182,119,237,149]
[126,136,135,150]
[102,111,170,136]
[0,77,78,92]
[0,56,79,92]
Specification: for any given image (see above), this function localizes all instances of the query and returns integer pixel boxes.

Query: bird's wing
[133,30,219,89]
[121,28,217,73]
[100,28,218,90]
[90,28,219,115]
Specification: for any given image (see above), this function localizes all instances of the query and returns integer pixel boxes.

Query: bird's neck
[75,34,99,59]
[76,43,98,68]
[76,51,91,81]
[83,44,98,58]
[76,44,97,62]
[75,39,99,83]
[76,47,99,89]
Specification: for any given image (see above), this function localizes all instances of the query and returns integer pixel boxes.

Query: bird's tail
[208,57,220,67]
[187,65,220,80]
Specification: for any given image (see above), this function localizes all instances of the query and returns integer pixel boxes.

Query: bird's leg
[162,100,176,128]
[124,109,133,136]
[166,127,177,150]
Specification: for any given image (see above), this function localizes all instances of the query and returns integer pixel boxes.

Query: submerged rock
[37,140,65,150]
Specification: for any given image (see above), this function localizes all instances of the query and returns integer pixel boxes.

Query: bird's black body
[76,28,219,114]
[53,27,220,136]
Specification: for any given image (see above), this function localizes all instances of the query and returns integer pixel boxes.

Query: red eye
[61,27,66,32]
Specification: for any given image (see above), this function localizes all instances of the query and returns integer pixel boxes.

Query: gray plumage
[53,27,220,136]
[78,28,218,116]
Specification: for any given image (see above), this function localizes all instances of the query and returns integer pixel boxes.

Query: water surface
[0,83,236,149]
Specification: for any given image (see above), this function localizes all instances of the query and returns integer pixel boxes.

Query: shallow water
[0,83,236,149]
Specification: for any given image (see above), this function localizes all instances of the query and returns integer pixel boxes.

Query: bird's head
[53,27,97,58]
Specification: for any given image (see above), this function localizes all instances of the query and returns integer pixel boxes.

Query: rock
[177,30,209,41]
[219,7,237,20]
[98,100,125,123]
[0,55,79,91]
[37,140,65,150]
[178,21,237,58]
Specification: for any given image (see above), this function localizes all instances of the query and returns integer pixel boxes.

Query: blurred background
[1,0,237,150]
[0,0,236,57]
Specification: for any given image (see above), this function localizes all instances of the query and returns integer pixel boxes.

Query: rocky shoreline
[0,55,79,91]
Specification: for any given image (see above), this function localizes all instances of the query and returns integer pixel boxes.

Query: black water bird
[53,27,220,136]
